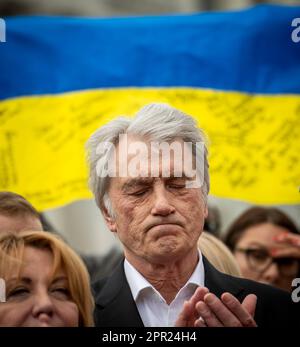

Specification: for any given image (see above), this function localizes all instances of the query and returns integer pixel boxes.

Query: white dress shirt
[124,252,205,327]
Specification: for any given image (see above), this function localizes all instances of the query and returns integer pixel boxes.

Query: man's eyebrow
[122,178,154,191]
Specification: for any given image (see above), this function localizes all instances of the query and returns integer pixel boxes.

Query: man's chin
[152,242,184,260]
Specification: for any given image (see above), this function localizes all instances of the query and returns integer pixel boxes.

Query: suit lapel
[203,256,246,300]
[94,261,144,327]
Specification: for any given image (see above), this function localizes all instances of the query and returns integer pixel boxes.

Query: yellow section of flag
[0,88,299,211]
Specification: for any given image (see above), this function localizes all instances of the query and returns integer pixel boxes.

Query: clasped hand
[175,287,257,327]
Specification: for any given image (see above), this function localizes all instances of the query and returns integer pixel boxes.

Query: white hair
[86,103,210,217]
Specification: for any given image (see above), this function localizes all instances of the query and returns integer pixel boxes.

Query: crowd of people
[0,103,299,327]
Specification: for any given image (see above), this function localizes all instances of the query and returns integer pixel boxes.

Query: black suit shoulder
[92,260,144,327]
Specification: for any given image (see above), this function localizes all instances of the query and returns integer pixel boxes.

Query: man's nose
[151,186,175,216]
[262,262,280,284]
[32,291,54,319]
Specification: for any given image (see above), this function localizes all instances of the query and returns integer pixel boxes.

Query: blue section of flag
[0,4,300,99]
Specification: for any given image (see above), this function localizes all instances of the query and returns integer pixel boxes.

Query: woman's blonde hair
[198,231,241,277]
[0,231,94,326]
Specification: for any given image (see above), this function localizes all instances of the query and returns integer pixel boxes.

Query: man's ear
[204,205,208,219]
[101,205,117,233]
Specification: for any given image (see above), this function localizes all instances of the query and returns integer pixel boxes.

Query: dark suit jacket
[93,257,299,327]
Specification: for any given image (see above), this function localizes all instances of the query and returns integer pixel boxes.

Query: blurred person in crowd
[0,191,123,282]
[224,206,300,292]
[203,206,221,237]
[87,103,298,327]
[198,231,241,277]
[0,192,42,233]
[0,230,94,326]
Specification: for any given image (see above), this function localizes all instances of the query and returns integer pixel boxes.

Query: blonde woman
[198,231,241,277]
[0,231,94,327]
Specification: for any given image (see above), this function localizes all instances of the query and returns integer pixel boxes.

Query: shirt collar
[124,259,153,301]
[188,250,204,287]
[124,250,205,301]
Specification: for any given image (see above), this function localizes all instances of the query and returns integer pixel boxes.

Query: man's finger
[202,293,242,327]
[241,294,257,318]
[221,293,257,327]
[175,301,193,327]
[194,317,207,328]
[190,286,209,307]
[196,300,223,327]
[175,287,210,327]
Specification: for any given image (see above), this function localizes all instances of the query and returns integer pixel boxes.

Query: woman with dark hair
[224,207,300,292]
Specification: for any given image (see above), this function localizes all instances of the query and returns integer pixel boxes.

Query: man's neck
[125,249,199,304]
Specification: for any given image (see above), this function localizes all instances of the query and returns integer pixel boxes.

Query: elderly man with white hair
[87,103,298,327]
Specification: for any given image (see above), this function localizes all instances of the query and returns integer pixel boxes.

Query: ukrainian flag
[0,4,299,211]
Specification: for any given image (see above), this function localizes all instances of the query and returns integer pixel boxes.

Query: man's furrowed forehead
[99,133,203,189]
